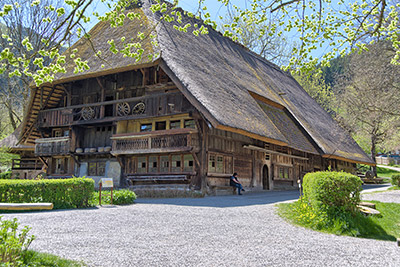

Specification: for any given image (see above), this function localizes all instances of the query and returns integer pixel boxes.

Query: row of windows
[126,154,195,174]
[208,153,233,174]
[88,162,106,176]
[140,119,195,132]
[277,166,292,179]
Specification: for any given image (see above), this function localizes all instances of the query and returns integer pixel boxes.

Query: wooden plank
[0,203,53,211]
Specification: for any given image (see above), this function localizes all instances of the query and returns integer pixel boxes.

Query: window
[140,123,152,132]
[170,120,181,129]
[53,130,62,138]
[184,119,196,129]
[53,158,68,174]
[155,121,166,131]
[171,155,182,172]
[88,161,106,176]
[149,156,158,173]
[277,166,291,179]
[208,154,216,173]
[160,156,170,172]
[216,156,224,173]
[137,157,147,173]
[184,154,194,172]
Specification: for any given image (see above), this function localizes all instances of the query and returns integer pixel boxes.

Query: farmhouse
[8,1,374,193]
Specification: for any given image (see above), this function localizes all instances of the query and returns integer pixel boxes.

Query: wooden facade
[12,64,359,192]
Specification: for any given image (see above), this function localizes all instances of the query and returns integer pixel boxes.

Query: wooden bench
[0,203,53,211]
[126,175,188,185]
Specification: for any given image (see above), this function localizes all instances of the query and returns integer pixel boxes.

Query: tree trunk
[371,135,377,178]
[6,100,17,131]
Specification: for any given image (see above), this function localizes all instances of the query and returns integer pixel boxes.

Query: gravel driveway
[3,190,400,267]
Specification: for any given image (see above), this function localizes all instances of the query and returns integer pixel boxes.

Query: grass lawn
[377,166,400,179]
[22,250,85,266]
[277,200,400,241]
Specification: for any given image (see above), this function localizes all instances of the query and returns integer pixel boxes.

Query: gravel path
[3,191,400,267]
[362,188,400,203]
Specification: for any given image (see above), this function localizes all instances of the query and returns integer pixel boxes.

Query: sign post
[99,178,114,205]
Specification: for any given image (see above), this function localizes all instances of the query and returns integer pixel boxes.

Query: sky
[85,0,331,61]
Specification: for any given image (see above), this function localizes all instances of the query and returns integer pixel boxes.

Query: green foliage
[0,148,19,171]
[21,250,85,267]
[0,171,11,179]
[391,174,400,186]
[91,189,136,206]
[0,216,35,266]
[277,200,398,240]
[113,189,136,205]
[303,171,362,215]
[293,71,336,114]
[0,178,94,209]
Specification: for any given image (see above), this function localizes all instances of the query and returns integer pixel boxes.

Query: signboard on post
[98,178,114,205]
[100,178,113,188]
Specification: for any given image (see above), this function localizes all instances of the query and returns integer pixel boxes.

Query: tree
[335,41,400,176]
[0,0,400,87]
[0,0,68,131]
[293,71,337,115]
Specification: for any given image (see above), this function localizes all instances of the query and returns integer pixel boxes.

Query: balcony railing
[111,129,200,155]
[35,137,72,156]
[38,92,190,127]
[11,158,44,170]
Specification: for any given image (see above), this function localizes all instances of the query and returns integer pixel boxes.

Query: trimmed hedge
[303,171,362,214]
[391,174,400,186]
[113,189,137,205]
[0,171,11,180]
[0,178,94,209]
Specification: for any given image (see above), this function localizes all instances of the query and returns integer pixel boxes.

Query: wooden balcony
[111,129,200,155]
[12,158,44,170]
[38,92,191,127]
[35,137,72,156]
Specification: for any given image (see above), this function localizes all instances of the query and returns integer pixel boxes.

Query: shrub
[0,171,11,180]
[391,174,400,186]
[0,216,35,266]
[303,171,362,215]
[113,189,137,205]
[0,178,94,209]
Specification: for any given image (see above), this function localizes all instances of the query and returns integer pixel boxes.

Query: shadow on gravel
[362,183,391,191]
[135,190,301,208]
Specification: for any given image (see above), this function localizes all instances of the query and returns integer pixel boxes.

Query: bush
[391,174,400,186]
[0,216,35,266]
[113,189,137,205]
[0,171,11,180]
[0,178,94,209]
[303,171,362,215]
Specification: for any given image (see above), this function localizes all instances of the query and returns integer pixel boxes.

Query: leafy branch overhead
[1,0,400,86]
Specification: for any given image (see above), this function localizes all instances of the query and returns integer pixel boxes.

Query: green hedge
[0,171,11,179]
[303,171,362,214]
[113,189,136,205]
[0,178,94,209]
[391,174,400,186]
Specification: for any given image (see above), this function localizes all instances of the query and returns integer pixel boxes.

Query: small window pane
[88,162,96,176]
[208,154,216,173]
[184,119,195,129]
[216,156,224,173]
[184,154,194,172]
[172,155,182,172]
[284,168,289,179]
[149,156,158,173]
[140,123,152,132]
[170,120,181,129]
[98,162,106,176]
[160,156,170,172]
[137,157,147,173]
[155,121,166,131]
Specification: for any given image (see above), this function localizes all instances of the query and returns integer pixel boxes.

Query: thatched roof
[0,124,33,151]
[19,0,373,165]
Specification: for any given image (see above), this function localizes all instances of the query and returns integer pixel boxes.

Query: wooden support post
[96,77,106,118]
[251,150,256,187]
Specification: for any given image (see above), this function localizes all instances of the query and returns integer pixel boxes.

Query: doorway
[262,165,269,190]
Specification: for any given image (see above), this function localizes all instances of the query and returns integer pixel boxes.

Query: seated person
[230,172,245,195]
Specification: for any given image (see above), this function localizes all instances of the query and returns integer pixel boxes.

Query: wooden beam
[41,86,56,110]
[243,145,309,160]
